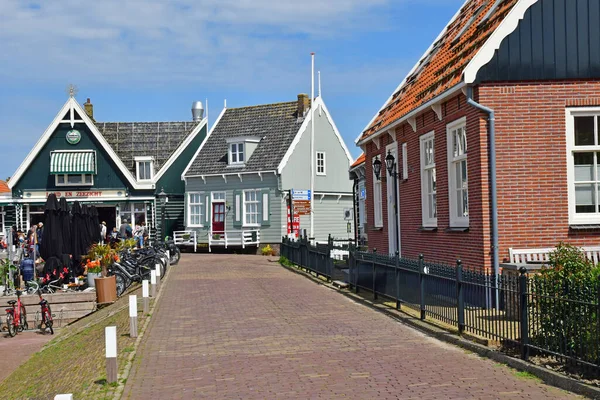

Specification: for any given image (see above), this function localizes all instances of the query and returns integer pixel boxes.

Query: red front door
[212,203,225,233]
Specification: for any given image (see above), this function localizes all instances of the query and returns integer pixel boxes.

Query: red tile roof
[0,180,9,193]
[351,153,365,169]
[360,0,519,141]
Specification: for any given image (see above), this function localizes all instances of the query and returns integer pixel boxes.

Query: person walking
[100,221,107,245]
[141,221,148,248]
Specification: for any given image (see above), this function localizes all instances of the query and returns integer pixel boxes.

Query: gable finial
[66,84,79,98]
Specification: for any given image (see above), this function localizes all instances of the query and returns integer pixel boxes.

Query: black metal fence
[281,239,600,375]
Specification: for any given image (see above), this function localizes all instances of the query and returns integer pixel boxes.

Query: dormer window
[135,156,154,181]
[229,143,245,165]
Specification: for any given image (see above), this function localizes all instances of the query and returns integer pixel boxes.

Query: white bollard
[142,280,149,314]
[54,395,73,400]
[150,269,157,297]
[129,295,138,338]
[105,326,118,383]
[155,263,161,284]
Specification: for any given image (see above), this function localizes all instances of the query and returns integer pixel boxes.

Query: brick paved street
[0,330,52,383]
[122,254,578,399]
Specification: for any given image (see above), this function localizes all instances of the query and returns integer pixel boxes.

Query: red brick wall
[365,94,490,269]
[479,81,600,262]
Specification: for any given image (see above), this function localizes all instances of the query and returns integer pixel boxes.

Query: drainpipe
[466,86,499,309]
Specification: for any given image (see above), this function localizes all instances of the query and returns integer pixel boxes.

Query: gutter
[465,86,499,302]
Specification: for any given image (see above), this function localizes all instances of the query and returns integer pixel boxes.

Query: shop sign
[291,189,311,201]
[286,206,300,238]
[23,190,126,200]
[66,129,81,145]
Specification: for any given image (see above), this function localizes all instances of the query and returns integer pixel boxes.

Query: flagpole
[310,52,315,242]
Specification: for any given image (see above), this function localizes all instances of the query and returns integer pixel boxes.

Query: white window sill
[56,183,94,187]
[316,173,326,176]
[187,224,204,228]
[243,225,260,229]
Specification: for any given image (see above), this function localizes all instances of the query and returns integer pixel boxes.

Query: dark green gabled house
[5,95,208,241]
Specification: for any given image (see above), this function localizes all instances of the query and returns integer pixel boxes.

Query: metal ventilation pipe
[191,101,204,121]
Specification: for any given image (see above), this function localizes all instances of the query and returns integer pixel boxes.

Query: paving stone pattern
[0,330,52,383]
[122,254,577,399]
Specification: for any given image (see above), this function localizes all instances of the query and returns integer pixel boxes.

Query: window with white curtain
[188,193,204,226]
[420,131,437,227]
[243,189,260,226]
[447,118,468,227]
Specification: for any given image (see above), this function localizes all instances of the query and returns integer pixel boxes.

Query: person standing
[36,222,44,255]
[141,221,148,248]
[119,218,129,241]
[100,221,107,245]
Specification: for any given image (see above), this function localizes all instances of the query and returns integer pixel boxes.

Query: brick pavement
[0,330,52,383]
[122,254,578,399]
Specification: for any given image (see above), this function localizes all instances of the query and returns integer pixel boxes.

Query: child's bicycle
[36,289,53,335]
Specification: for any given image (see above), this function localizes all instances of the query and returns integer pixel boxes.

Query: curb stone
[279,262,600,400]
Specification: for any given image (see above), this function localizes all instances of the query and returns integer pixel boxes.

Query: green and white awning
[50,151,96,174]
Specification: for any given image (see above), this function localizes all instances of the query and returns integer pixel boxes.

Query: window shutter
[261,188,270,227]
[233,190,242,228]
[205,195,210,226]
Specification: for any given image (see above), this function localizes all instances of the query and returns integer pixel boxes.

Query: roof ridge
[227,100,299,110]
[95,121,199,124]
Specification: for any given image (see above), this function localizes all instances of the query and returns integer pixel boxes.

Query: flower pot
[87,272,102,288]
[95,275,117,304]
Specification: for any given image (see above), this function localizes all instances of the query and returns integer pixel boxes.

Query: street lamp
[158,188,167,243]
[384,150,400,255]
[372,156,382,180]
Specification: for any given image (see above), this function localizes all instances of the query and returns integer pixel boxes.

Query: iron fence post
[354,249,360,294]
[456,259,465,334]
[327,234,333,282]
[519,267,529,361]
[372,248,378,300]
[419,254,425,320]
[395,250,401,310]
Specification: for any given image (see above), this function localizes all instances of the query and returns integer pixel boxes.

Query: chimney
[84,98,94,120]
[191,101,204,121]
[297,93,309,117]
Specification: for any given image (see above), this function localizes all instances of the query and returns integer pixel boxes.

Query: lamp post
[373,151,401,254]
[158,188,167,243]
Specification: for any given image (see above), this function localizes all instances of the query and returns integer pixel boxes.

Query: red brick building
[356,0,600,273]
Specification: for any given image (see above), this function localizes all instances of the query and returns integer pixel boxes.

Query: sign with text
[293,200,311,215]
[291,189,311,201]
[286,206,300,238]
[24,190,126,200]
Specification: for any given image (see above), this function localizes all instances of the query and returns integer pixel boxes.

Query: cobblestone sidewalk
[122,254,578,399]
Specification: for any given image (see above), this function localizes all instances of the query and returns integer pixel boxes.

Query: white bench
[508,246,600,264]
[173,231,197,253]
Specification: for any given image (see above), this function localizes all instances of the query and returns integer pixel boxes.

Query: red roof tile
[360,0,519,141]
[0,180,9,193]
[351,153,365,169]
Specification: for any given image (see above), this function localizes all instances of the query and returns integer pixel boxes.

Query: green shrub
[531,243,600,365]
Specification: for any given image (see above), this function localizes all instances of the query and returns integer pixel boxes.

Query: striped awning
[50,151,96,174]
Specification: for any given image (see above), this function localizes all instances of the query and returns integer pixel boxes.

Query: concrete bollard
[54,395,73,400]
[129,295,138,338]
[150,269,157,297]
[155,262,161,284]
[142,280,149,314]
[105,326,118,383]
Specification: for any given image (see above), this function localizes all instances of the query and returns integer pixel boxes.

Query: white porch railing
[508,246,600,264]
[208,230,260,252]
[173,230,197,252]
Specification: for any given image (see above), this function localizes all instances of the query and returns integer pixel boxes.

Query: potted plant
[84,259,102,288]
[261,244,276,256]
[85,244,118,303]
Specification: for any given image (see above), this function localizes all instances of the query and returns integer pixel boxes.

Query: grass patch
[278,256,295,267]
[0,289,148,400]
[513,370,541,381]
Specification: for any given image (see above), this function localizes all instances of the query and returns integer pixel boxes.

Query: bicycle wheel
[170,247,181,265]
[44,306,53,335]
[20,307,28,331]
[6,314,16,337]
[114,272,129,297]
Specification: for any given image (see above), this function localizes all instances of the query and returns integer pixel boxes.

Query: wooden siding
[477,0,600,82]
[294,195,354,242]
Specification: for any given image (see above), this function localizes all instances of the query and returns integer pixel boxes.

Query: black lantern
[158,188,167,243]
[372,157,382,180]
[158,188,167,206]
[385,150,396,177]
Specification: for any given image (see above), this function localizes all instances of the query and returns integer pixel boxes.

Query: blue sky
[0,0,464,181]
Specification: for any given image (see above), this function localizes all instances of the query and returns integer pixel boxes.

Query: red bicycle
[5,289,28,337]
[37,290,53,335]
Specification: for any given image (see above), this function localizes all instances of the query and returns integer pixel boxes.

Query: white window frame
[372,156,383,228]
[420,131,437,227]
[135,157,154,181]
[55,174,94,186]
[187,192,204,227]
[243,189,260,227]
[446,117,469,227]
[566,107,600,225]
[229,143,245,165]
[316,151,326,176]
[212,192,226,202]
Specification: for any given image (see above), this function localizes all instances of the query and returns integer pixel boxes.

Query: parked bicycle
[5,289,28,337]
[36,289,53,335]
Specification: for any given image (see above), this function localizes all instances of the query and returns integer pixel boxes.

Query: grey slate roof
[184,101,304,177]
[95,122,199,175]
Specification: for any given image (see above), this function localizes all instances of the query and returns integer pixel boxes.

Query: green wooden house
[5,95,208,240]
